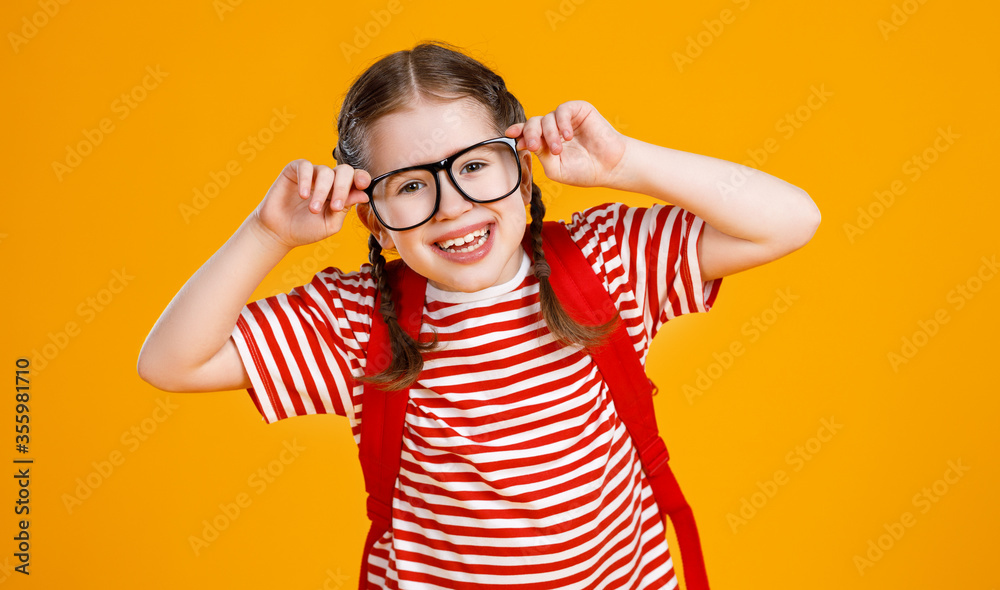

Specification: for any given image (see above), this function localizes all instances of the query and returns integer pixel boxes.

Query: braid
[357,234,437,390]
[529,186,551,280]
[528,185,618,348]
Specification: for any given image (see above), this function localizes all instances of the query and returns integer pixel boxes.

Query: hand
[505,100,629,190]
[250,159,371,250]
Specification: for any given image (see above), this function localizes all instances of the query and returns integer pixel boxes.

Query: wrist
[604,136,646,194]
[242,212,295,257]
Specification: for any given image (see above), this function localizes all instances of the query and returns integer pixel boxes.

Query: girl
[138,41,820,589]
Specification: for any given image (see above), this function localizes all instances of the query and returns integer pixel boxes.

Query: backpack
[357,221,711,590]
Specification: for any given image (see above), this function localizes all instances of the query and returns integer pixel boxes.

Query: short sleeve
[230,265,377,426]
[564,202,722,360]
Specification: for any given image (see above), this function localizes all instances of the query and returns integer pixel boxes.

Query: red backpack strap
[357,259,426,590]
[524,221,711,590]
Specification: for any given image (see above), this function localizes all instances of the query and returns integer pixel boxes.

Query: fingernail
[332,200,343,210]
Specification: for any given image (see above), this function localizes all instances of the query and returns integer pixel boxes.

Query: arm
[609,141,820,282]
[137,159,371,393]
[506,100,821,282]
[136,215,290,392]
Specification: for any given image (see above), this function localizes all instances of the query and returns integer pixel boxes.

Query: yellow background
[2,0,997,588]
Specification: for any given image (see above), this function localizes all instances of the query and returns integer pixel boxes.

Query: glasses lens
[370,168,437,229]
[451,142,520,202]
[369,140,520,230]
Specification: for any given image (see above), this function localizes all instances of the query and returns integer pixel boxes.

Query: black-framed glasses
[353,136,522,231]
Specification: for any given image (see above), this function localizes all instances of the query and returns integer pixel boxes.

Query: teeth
[437,228,489,253]
[437,227,488,250]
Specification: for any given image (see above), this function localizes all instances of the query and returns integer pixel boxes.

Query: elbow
[762,193,820,260]
[136,350,182,393]
[784,191,821,252]
[136,355,164,391]
[800,193,822,245]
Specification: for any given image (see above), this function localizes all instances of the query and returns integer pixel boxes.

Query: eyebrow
[378,137,498,176]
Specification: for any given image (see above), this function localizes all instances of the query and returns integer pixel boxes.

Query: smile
[435,227,490,253]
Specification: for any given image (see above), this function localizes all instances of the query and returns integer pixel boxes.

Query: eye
[398,181,424,195]
[460,161,487,175]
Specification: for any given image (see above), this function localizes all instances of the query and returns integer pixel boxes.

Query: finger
[505,123,524,138]
[297,160,315,201]
[343,170,372,208]
[541,113,563,155]
[521,116,543,152]
[309,166,336,211]
[343,188,370,210]
[555,102,575,141]
[353,168,372,191]
[329,164,357,210]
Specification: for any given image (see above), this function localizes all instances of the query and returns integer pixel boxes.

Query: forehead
[367,97,497,174]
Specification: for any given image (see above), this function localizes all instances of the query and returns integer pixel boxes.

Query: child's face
[363,97,533,293]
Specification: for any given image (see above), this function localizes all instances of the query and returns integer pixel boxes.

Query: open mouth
[435,227,490,254]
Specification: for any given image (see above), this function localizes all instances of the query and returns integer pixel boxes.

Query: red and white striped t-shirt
[231,202,722,590]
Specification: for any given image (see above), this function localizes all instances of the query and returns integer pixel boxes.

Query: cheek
[508,201,529,227]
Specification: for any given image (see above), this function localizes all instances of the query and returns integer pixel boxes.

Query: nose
[433,169,473,221]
